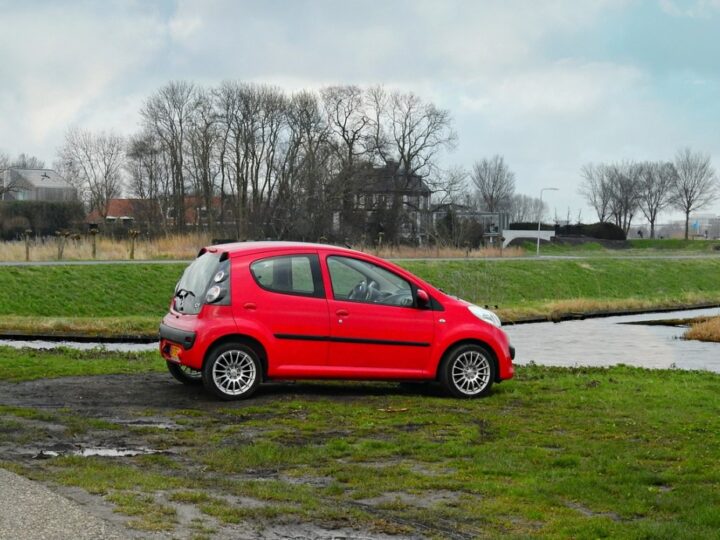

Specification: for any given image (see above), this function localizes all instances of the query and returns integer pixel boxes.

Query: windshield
[174,252,221,314]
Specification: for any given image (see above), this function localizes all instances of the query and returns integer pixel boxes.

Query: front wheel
[166,361,203,385]
[439,344,496,398]
[202,343,261,400]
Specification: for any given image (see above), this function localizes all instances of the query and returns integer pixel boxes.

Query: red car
[160,242,514,400]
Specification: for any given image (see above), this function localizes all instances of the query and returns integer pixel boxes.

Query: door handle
[243,302,257,311]
[335,309,349,317]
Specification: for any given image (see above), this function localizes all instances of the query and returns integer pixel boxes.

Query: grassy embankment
[520,238,720,256]
[1,257,720,336]
[1,350,719,537]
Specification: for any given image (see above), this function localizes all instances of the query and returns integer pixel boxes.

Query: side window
[250,255,322,297]
[327,256,414,307]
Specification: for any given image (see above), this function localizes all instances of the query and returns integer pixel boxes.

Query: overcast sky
[1,0,720,221]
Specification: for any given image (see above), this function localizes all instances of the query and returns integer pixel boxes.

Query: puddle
[113,419,180,430]
[505,307,720,372]
[0,339,156,352]
[33,446,159,459]
[76,447,158,457]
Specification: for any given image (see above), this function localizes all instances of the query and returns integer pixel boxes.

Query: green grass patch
[106,492,177,531]
[0,263,183,318]
[629,239,720,251]
[1,257,720,333]
[0,347,163,382]
[3,364,720,537]
[400,257,720,319]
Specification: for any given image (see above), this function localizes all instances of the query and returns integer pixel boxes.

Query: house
[87,196,226,230]
[86,199,161,227]
[1,168,77,202]
[333,161,432,242]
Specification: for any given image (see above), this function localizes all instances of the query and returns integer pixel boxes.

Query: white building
[1,168,77,202]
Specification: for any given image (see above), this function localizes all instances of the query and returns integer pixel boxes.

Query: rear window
[250,255,322,297]
[174,252,222,314]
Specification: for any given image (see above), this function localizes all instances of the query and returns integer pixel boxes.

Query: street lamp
[537,187,558,256]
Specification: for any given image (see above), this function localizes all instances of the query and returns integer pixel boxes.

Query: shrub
[508,222,555,231]
[0,201,86,239]
[557,222,626,241]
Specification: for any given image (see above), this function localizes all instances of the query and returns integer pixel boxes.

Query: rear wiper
[175,288,195,299]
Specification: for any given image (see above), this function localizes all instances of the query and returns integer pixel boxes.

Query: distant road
[1,253,720,266]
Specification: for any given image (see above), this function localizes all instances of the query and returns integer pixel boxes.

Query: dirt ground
[0,373,449,539]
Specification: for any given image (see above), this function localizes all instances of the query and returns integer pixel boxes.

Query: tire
[202,342,262,401]
[439,343,496,398]
[166,361,203,386]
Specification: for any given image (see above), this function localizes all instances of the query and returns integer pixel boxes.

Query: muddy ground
[0,373,456,539]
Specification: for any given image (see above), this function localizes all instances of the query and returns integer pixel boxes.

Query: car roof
[204,241,361,257]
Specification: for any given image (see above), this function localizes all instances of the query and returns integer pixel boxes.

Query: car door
[323,254,434,376]
[242,252,330,375]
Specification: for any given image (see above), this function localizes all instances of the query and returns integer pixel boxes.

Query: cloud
[659,0,720,18]
[0,0,718,218]
[0,2,166,155]
[459,60,646,117]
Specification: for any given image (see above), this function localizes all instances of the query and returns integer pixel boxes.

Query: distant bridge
[502,229,555,248]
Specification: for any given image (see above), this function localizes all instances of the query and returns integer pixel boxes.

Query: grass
[401,258,720,320]
[0,347,162,382]
[629,239,720,251]
[684,316,720,343]
[1,257,720,336]
[2,350,720,538]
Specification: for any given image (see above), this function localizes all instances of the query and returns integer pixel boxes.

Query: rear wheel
[439,344,496,398]
[202,342,261,400]
[166,361,203,385]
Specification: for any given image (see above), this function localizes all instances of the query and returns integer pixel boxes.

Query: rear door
[323,254,434,377]
[242,252,330,374]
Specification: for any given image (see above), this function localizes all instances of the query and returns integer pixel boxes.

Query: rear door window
[250,255,324,297]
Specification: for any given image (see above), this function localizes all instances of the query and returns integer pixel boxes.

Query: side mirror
[416,289,430,308]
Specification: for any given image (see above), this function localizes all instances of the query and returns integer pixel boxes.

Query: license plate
[169,345,182,361]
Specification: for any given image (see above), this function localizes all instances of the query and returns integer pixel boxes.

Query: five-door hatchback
[160,242,514,400]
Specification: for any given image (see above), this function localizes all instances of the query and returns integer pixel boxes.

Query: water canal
[1,307,719,372]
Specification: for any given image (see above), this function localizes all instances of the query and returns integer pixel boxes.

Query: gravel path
[0,468,128,540]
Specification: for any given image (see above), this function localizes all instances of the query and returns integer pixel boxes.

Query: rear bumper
[159,323,196,350]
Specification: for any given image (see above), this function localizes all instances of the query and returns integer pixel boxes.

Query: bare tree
[508,193,546,223]
[321,85,370,169]
[126,131,171,230]
[637,161,675,238]
[671,148,718,239]
[606,161,641,234]
[387,90,456,179]
[186,88,220,233]
[471,155,515,213]
[0,151,12,199]
[579,163,612,222]
[58,128,125,218]
[12,153,46,169]
[141,81,195,232]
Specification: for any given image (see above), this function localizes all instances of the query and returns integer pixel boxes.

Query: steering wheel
[366,280,379,301]
[348,280,367,300]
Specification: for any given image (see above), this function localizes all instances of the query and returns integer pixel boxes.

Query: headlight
[468,305,502,328]
[205,285,224,303]
[213,270,227,283]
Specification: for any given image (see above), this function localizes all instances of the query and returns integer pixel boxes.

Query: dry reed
[684,316,720,343]
[0,235,524,262]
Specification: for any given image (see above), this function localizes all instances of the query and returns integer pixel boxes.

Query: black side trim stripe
[274,334,430,348]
